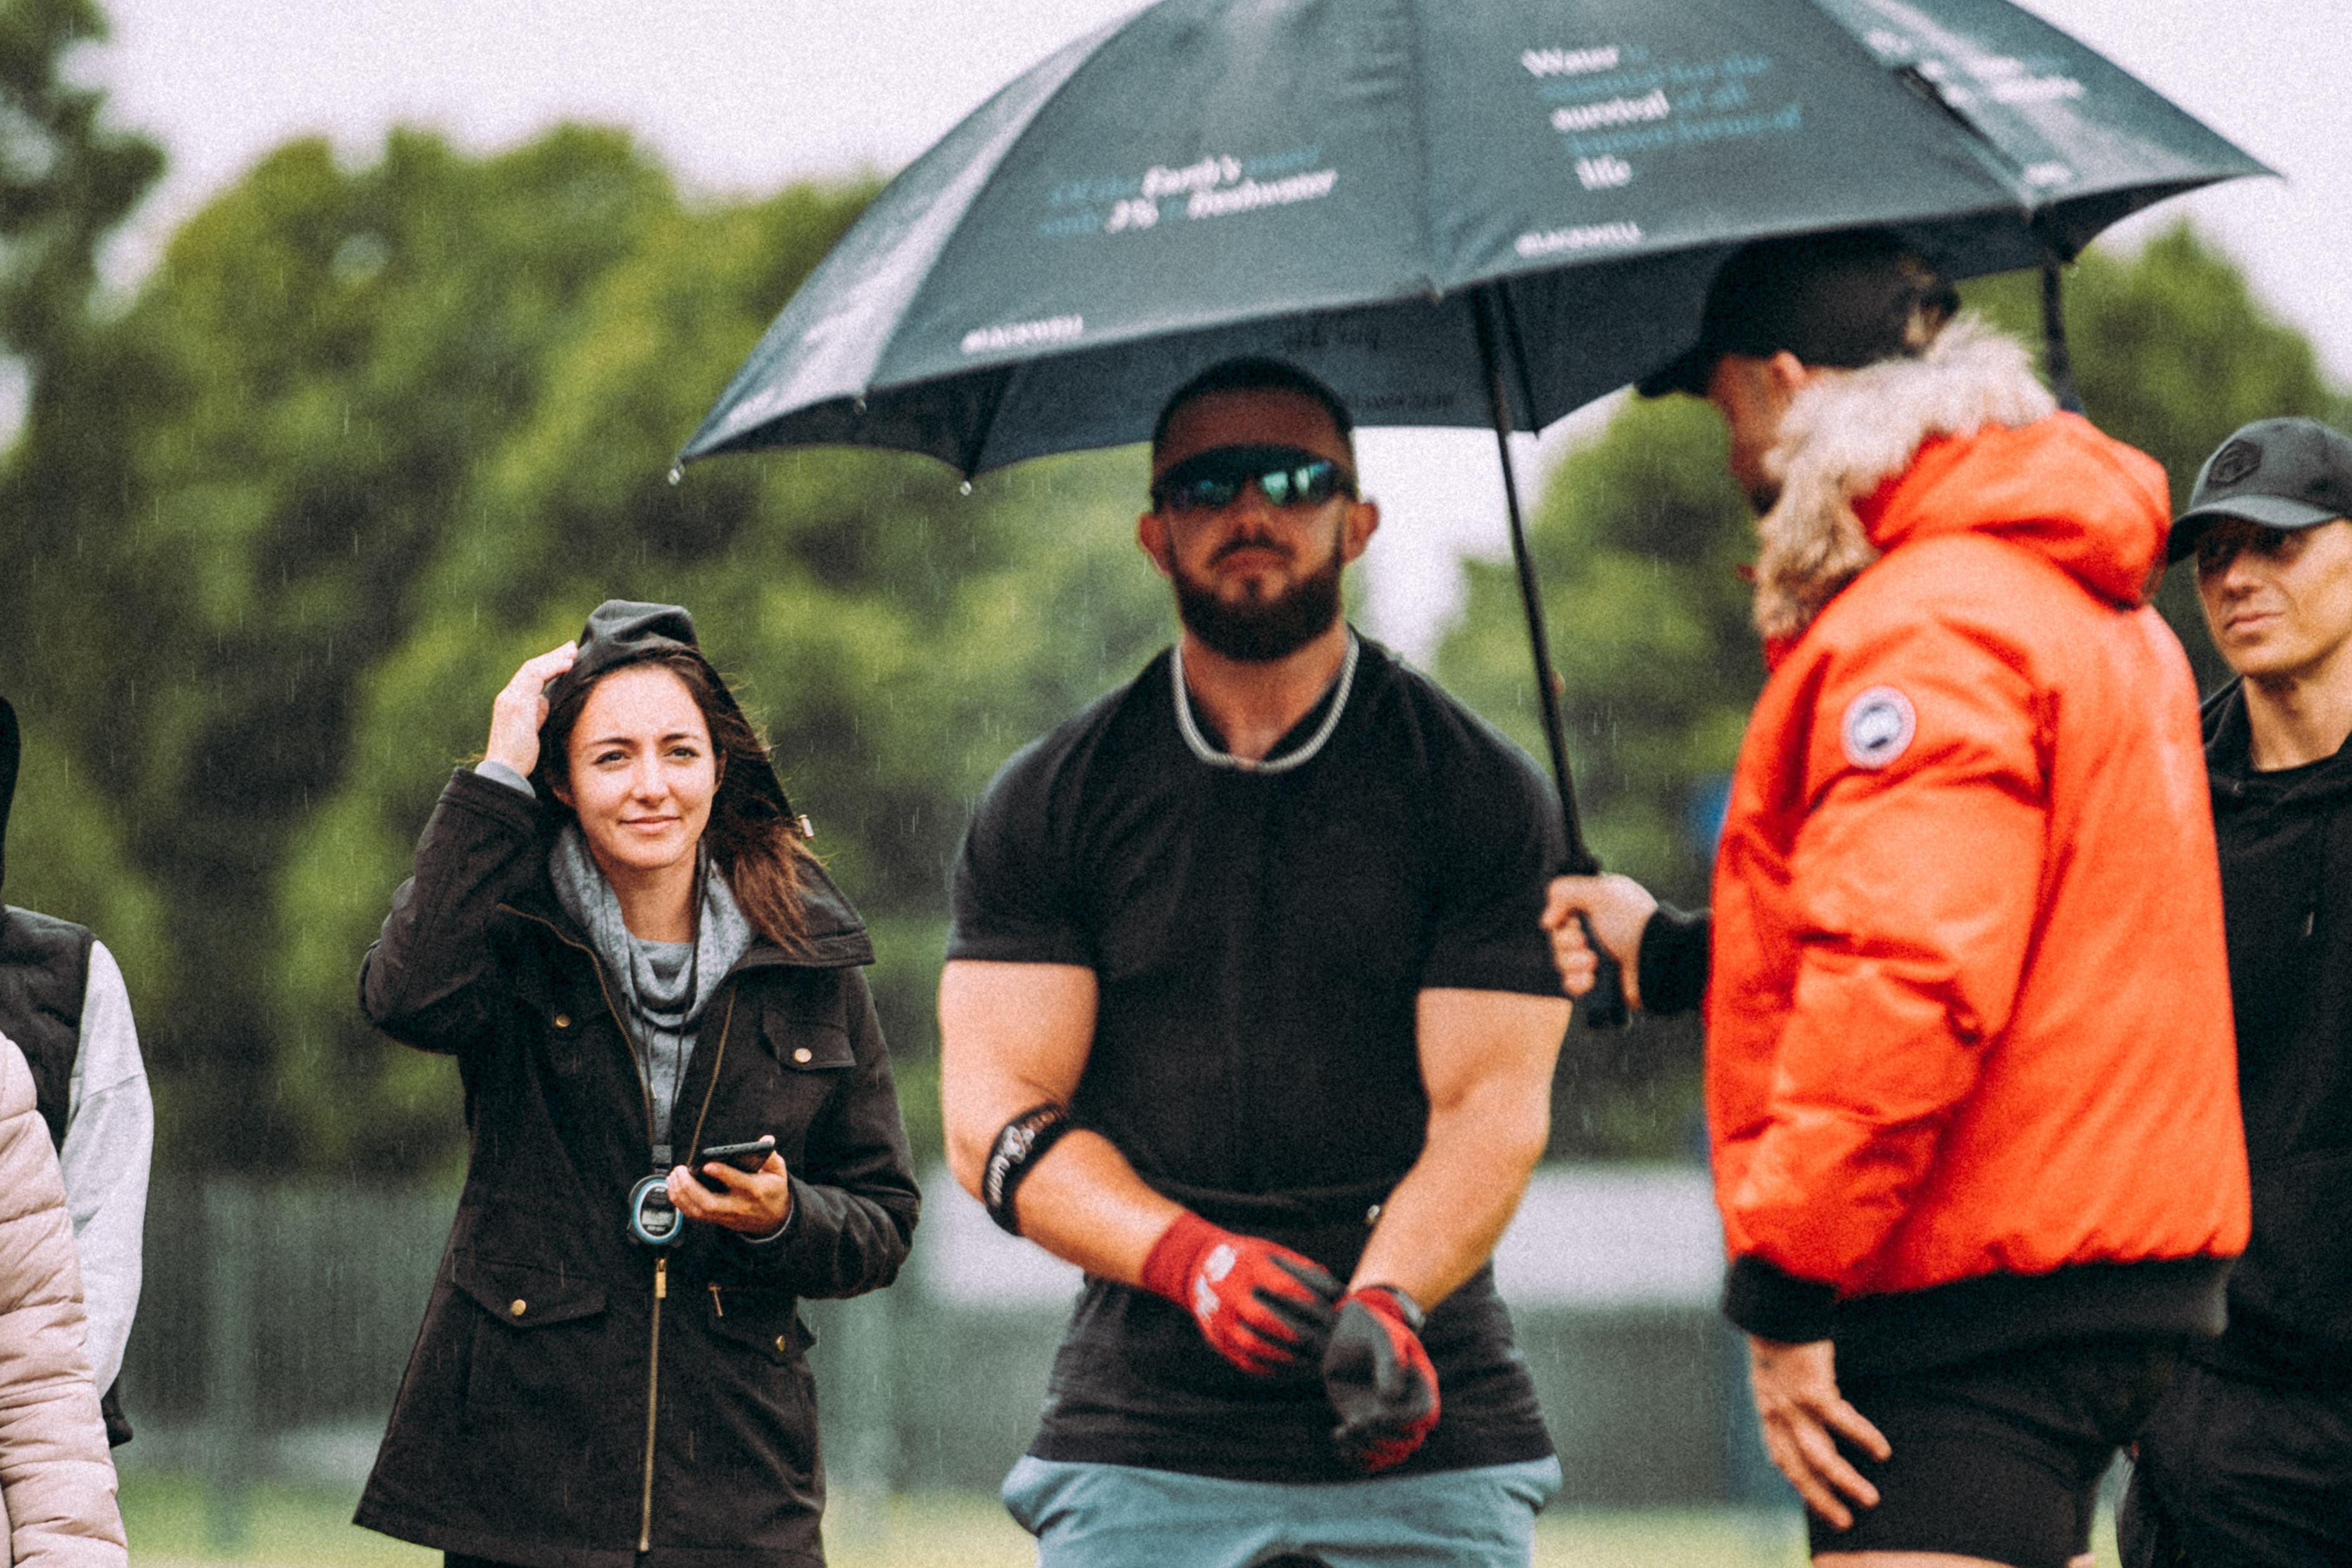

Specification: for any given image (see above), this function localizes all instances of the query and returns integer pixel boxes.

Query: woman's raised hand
[486,641,578,778]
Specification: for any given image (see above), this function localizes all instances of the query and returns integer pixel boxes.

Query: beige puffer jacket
[0,1035,125,1567]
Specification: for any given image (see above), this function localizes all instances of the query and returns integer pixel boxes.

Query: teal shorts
[1000,1453,1563,1568]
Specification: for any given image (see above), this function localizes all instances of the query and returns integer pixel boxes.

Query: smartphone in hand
[693,1136,777,1192]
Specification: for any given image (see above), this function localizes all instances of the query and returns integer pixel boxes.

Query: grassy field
[121,1473,2122,1566]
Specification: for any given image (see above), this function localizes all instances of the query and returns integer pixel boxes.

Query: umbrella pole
[1470,286,1628,1026]
[2041,261,2084,415]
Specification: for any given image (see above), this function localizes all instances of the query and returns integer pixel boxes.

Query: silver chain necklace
[1170,631,1359,774]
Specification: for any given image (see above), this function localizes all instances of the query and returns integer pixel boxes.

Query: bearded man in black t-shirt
[940,359,1573,1568]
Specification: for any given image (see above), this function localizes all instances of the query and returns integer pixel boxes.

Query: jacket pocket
[718,1005,859,1158]
[452,1252,608,1327]
[765,1017,857,1073]
[679,1282,823,1521]
[511,984,608,1080]
[704,1282,813,1365]
[450,1254,612,1436]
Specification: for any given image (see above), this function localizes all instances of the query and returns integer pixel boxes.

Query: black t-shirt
[949,635,1562,1480]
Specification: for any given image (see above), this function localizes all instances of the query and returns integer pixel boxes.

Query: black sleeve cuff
[1637,904,1710,1016]
[1722,1254,1839,1343]
[737,1178,803,1247]
[442,763,545,836]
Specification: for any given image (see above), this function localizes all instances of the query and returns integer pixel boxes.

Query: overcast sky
[79,0,2352,654]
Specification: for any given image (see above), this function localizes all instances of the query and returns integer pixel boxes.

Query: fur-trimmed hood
[1751,316,2167,646]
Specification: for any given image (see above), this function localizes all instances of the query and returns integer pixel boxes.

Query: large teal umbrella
[682,0,2262,1018]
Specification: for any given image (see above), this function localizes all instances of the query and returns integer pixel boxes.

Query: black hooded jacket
[354,606,918,1568]
[2198,680,2352,1385]
[354,770,917,1568]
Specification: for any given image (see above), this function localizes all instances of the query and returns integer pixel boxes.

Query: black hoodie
[2199,680,2352,1385]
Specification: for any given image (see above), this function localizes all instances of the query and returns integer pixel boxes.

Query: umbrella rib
[1399,0,1441,302]
[854,7,1149,467]
[956,365,1014,480]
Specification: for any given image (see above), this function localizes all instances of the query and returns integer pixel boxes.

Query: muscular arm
[1349,987,1569,1306]
[939,959,1179,1284]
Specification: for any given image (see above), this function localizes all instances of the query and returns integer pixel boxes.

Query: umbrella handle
[1569,911,1629,1030]
[1471,288,1628,1029]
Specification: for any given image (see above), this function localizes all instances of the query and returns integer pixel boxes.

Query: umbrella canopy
[680,0,2264,474]
[1813,0,2252,259]
[679,0,2263,1021]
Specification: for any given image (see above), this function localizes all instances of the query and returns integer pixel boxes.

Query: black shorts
[1808,1336,2179,1568]
[2120,1356,2352,1568]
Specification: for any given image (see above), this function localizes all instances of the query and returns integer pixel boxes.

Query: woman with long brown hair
[353,601,918,1568]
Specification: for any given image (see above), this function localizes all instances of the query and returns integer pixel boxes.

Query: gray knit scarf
[550,824,755,1154]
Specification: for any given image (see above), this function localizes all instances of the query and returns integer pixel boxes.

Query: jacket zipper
[498,904,744,1556]
[639,987,735,1550]
[641,1255,665,1551]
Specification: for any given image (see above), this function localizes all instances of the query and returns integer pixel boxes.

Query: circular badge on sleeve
[1841,686,1917,770]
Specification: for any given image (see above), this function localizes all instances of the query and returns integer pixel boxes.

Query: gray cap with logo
[2169,417,2352,563]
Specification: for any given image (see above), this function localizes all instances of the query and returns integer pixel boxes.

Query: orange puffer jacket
[1709,397,2248,1373]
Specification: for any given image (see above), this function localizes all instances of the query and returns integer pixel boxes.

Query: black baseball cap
[1637,230,1960,399]
[549,599,703,702]
[539,599,803,832]
[2168,417,2352,563]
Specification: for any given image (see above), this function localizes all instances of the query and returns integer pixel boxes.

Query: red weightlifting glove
[1141,1211,1341,1375]
[1321,1285,1440,1472]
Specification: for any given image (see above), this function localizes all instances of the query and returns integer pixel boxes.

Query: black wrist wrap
[982,1102,1076,1236]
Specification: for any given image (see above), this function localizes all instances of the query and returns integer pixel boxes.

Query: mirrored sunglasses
[1151,445,1356,515]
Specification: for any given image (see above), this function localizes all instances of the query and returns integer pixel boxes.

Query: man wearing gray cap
[2121,416,2352,1567]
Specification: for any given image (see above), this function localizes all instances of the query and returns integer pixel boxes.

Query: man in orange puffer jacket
[1546,231,2248,1568]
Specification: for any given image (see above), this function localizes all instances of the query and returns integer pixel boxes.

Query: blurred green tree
[10,128,702,1171]
[7,125,1167,1175]
[0,0,160,368]
[1438,225,2348,1159]
[0,0,166,1053]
